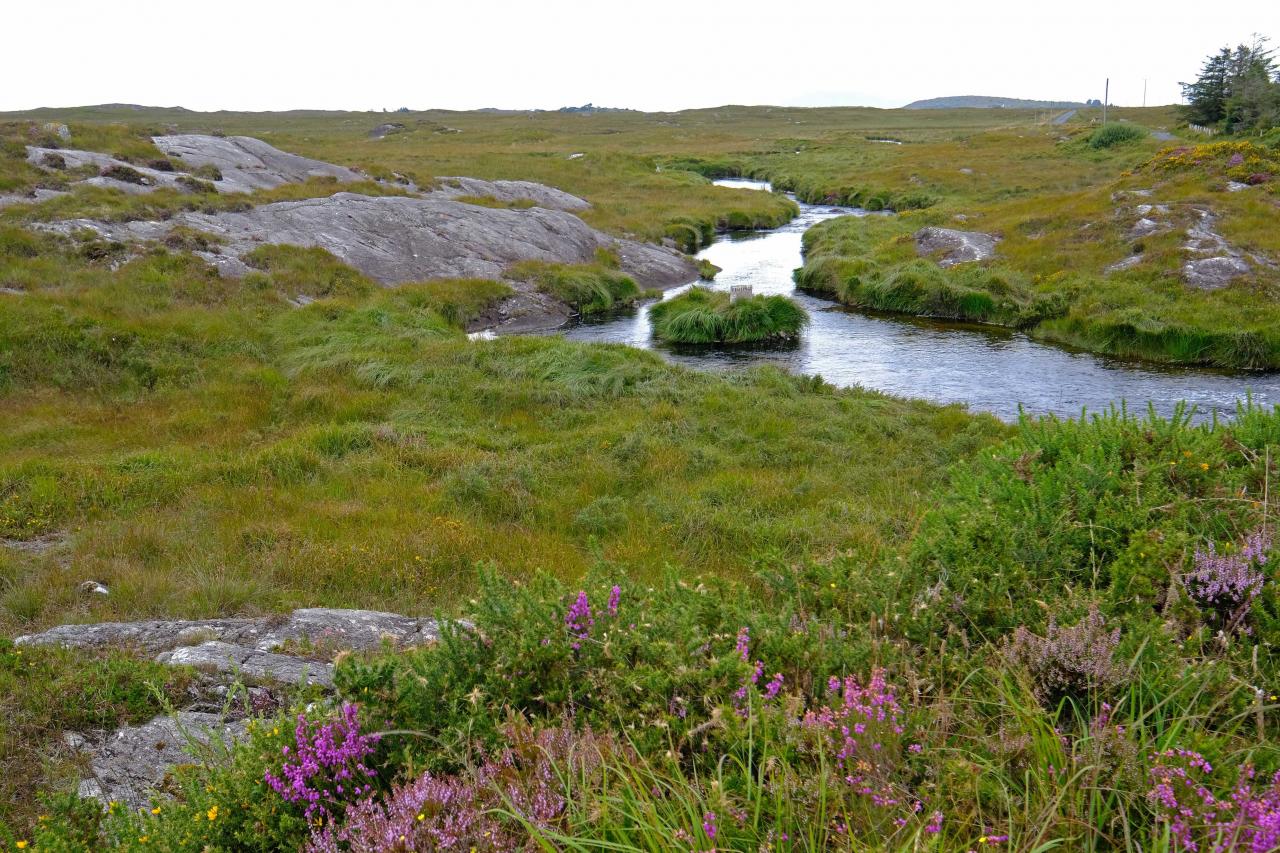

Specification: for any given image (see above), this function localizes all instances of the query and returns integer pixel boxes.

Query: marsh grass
[0,223,1001,635]
[649,288,808,344]
[508,259,642,315]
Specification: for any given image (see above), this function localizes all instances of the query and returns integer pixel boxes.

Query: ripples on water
[558,180,1280,423]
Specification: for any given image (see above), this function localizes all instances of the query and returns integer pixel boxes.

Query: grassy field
[3,103,1280,849]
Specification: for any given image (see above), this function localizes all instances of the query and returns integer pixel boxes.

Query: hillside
[904,94,1088,109]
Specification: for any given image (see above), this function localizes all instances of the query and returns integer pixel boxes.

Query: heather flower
[607,584,621,616]
[1002,604,1124,706]
[265,703,379,821]
[797,669,928,833]
[1147,749,1280,852]
[565,591,594,650]
[308,721,614,852]
[1184,528,1271,633]
[702,810,717,840]
[763,672,784,700]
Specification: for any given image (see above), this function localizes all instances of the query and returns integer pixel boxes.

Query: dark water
[559,180,1280,422]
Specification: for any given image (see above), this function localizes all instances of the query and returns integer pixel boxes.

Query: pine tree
[1180,36,1278,131]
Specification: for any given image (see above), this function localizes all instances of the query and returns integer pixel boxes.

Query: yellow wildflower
[151,807,161,815]
[17,842,29,850]
[207,805,219,821]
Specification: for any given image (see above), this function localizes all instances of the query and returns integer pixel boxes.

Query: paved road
[1051,109,1077,125]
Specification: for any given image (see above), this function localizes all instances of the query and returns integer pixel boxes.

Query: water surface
[559,180,1280,422]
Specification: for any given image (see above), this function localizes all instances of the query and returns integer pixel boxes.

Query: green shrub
[334,567,876,771]
[1088,123,1148,150]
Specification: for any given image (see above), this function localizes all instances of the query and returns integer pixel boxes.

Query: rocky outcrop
[158,641,335,688]
[19,607,452,809]
[71,712,249,810]
[369,123,406,139]
[24,134,365,196]
[18,606,446,656]
[0,188,68,208]
[21,134,700,328]
[914,227,999,267]
[1184,255,1251,289]
[435,176,590,212]
[150,134,364,192]
[39,192,697,289]
[1182,207,1250,290]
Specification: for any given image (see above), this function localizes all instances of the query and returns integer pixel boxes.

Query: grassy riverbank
[797,139,1280,368]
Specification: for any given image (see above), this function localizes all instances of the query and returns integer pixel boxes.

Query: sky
[2,1,1275,113]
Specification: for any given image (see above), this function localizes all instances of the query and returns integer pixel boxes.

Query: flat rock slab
[151,134,364,192]
[17,606,446,655]
[1184,256,1250,290]
[74,712,248,810]
[914,226,998,267]
[435,176,590,212]
[157,641,334,687]
[16,608,459,811]
[23,134,365,197]
[25,146,195,193]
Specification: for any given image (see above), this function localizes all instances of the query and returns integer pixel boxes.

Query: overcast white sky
[2,1,1274,113]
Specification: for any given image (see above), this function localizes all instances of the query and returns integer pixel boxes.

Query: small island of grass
[649,287,808,344]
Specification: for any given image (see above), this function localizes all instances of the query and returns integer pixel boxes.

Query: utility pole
[1103,78,1109,124]
[1143,78,1147,108]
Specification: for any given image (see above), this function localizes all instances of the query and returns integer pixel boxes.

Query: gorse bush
[649,288,808,344]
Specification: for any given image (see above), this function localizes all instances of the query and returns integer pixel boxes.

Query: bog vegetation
[2,37,1280,849]
[649,287,808,344]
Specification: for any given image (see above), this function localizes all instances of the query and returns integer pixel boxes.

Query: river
[558,179,1280,422]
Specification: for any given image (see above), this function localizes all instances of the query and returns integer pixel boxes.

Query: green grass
[0,225,1001,635]
[507,259,642,315]
[649,287,808,344]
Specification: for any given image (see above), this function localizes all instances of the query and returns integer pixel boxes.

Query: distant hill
[904,95,1089,110]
